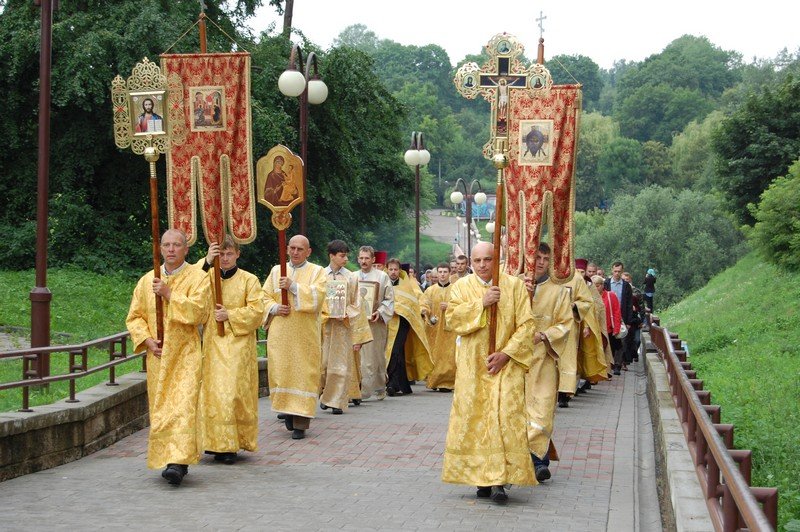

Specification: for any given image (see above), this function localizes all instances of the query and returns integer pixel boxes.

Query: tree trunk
[282,0,294,38]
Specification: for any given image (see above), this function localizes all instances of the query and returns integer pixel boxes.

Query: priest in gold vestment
[384,259,432,395]
[126,229,210,486]
[198,237,265,462]
[421,262,457,391]
[262,235,327,439]
[574,260,609,386]
[319,240,361,414]
[557,258,596,408]
[442,242,536,504]
[523,243,574,483]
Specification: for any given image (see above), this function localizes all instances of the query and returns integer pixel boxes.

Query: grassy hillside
[0,268,139,412]
[661,252,799,529]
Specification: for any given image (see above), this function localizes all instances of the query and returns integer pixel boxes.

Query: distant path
[422,208,459,246]
[0,332,26,352]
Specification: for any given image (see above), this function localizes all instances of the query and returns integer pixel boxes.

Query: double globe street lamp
[278,44,329,235]
[450,179,486,259]
[404,131,431,276]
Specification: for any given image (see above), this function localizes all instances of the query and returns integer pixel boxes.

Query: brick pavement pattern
[0,363,658,531]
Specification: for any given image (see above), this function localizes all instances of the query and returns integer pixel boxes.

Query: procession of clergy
[126,228,614,504]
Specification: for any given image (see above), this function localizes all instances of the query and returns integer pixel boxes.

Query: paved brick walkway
[0,362,660,531]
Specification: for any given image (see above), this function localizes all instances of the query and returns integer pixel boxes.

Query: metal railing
[1,332,270,412]
[0,332,144,412]
[649,320,778,531]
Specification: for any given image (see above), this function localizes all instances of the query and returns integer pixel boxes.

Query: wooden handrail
[649,323,778,531]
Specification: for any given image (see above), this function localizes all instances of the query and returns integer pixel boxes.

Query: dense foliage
[0,1,412,276]
[712,75,800,224]
[748,160,800,272]
[614,35,740,144]
[574,186,747,308]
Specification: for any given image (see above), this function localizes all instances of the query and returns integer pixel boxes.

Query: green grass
[661,252,800,530]
[0,268,140,412]
[390,233,453,269]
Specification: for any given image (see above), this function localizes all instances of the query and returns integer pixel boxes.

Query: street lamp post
[450,179,486,259]
[278,44,328,236]
[404,131,430,276]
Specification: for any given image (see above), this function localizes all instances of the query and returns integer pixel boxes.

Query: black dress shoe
[557,392,570,408]
[535,464,551,482]
[490,485,507,504]
[386,386,397,397]
[319,402,329,410]
[331,408,343,415]
[221,452,236,465]
[476,486,491,498]
[613,369,621,376]
[437,388,452,393]
[284,416,294,431]
[277,413,287,420]
[291,429,306,440]
[162,464,186,486]
[350,399,361,406]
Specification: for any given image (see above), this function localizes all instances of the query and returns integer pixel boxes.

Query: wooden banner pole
[145,151,164,342]
[488,138,508,354]
[278,229,289,306]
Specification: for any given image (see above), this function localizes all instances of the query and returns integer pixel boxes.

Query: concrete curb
[644,338,714,532]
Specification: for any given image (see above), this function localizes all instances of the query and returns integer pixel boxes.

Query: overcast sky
[246,1,799,69]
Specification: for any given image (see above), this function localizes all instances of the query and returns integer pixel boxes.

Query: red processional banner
[504,84,581,281]
[160,52,256,245]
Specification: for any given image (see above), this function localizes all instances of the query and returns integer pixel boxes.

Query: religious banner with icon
[506,84,581,280]
[160,52,255,246]
[454,33,580,282]
[256,144,305,229]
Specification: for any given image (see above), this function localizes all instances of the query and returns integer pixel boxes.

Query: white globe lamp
[278,69,306,97]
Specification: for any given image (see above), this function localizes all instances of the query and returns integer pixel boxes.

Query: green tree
[615,35,740,144]
[0,0,255,271]
[575,112,619,210]
[596,137,645,198]
[641,140,672,186]
[332,23,379,54]
[712,74,800,224]
[669,110,724,190]
[549,54,603,110]
[748,159,800,271]
[575,186,746,308]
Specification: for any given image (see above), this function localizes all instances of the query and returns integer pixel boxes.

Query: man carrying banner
[126,229,210,486]
[262,235,327,439]
[199,237,265,462]
[442,242,536,503]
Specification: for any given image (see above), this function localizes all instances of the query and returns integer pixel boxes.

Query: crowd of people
[126,229,654,503]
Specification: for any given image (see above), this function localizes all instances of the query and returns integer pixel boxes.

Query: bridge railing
[649,320,778,532]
